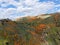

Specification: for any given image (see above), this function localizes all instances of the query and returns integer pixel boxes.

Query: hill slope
[0,13,60,45]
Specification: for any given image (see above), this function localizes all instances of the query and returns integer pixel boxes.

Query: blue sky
[0,0,60,20]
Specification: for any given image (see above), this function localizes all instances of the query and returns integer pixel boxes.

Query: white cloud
[0,0,60,20]
[57,9,60,12]
[55,4,60,7]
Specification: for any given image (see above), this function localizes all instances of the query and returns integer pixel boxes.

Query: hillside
[0,13,60,45]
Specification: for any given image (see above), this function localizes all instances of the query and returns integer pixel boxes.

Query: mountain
[0,13,60,45]
[15,14,51,21]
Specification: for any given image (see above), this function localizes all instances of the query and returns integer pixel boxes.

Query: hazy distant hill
[0,13,60,45]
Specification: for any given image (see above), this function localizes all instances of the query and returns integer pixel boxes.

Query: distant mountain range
[15,12,60,21]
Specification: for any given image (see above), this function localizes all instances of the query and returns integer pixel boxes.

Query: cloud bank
[0,0,60,20]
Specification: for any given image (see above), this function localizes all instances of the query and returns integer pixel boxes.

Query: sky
[0,0,60,20]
